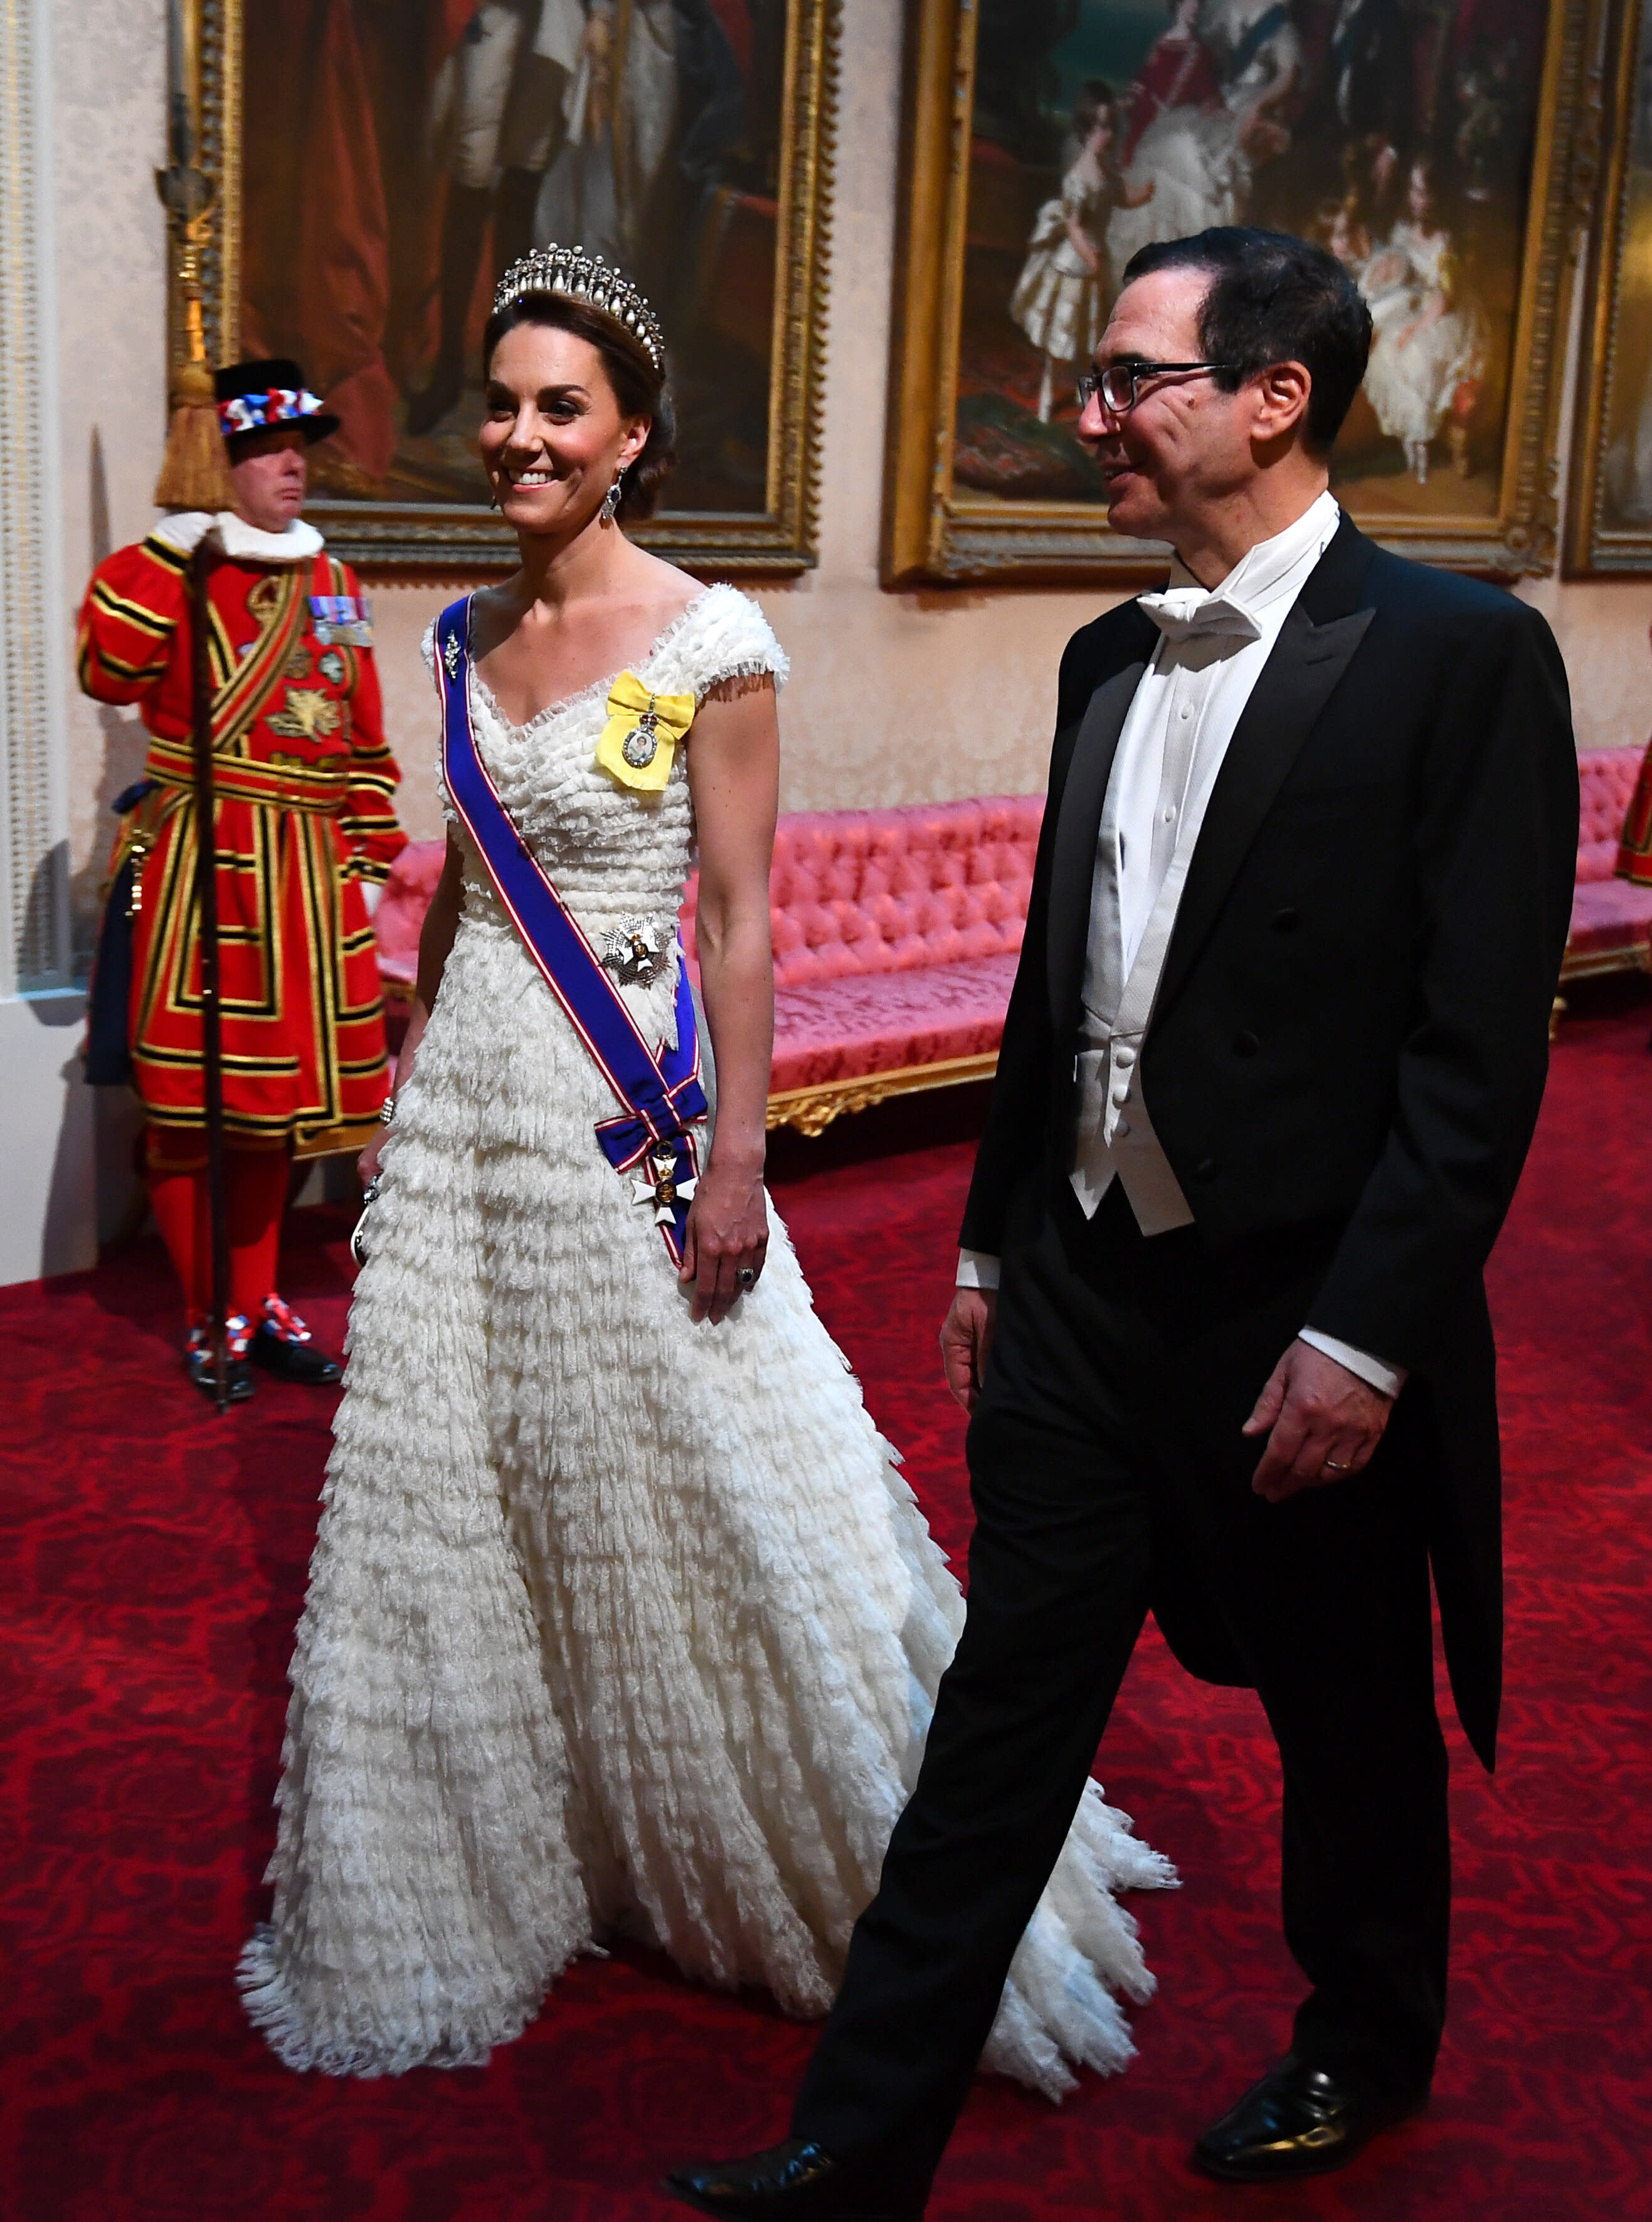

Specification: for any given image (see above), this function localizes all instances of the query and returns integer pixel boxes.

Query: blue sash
[1229,1,1290,80]
[435,596,707,1264]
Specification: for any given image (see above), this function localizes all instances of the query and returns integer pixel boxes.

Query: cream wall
[58,0,170,946]
[51,0,168,1249]
[56,0,1652,892]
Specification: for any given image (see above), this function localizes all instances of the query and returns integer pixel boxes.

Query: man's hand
[941,1288,997,1414]
[1244,1338,1394,1504]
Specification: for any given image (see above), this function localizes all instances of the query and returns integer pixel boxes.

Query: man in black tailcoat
[669,228,1578,2216]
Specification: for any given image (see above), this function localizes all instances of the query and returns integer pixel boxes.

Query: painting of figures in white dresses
[925,0,1582,576]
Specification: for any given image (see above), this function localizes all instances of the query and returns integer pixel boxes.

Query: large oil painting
[1569,0,1652,572]
[186,0,834,571]
[885,0,1588,584]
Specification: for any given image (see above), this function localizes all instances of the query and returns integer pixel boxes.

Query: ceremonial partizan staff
[81,359,406,1401]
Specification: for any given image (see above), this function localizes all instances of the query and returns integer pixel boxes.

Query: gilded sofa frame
[765,1050,998,1137]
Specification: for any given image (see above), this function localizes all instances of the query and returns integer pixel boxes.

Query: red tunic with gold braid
[1616,734,1652,887]
[79,526,406,1158]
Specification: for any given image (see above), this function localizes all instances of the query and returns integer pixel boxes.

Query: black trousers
[792,1177,1449,2190]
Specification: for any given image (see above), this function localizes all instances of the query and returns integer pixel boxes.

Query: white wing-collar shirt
[958,491,1405,1399]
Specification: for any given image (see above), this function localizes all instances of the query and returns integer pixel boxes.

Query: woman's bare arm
[357,828,463,1183]
[681,672,779,1323]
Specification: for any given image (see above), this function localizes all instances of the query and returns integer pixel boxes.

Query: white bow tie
[1138,587,1263,645]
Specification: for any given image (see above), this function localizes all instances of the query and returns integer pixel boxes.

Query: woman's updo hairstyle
[482,290,677,523]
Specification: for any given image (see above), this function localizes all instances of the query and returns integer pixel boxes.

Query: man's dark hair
[1119,228,1373,453]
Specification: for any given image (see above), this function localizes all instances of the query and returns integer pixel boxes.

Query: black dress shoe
[184,1325,255,1403]
[248,1298,342,1385]
[663,2139,926,2220]
[1193,2054,1426,2182]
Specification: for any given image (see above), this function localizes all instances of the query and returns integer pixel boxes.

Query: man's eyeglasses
[1077,362,1236,415]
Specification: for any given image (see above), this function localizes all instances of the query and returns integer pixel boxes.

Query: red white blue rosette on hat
[213,356,340,446]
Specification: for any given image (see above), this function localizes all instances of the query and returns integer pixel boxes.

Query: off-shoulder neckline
[464,585,722,742]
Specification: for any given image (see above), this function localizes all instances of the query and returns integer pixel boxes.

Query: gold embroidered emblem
[246,576,283,625]
[268,687,343,741]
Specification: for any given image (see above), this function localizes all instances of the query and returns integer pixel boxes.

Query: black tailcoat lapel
[1155,514,1377,1018]
[1046,606,1157,1033]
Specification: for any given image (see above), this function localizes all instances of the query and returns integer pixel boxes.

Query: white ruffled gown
[239,584,1175,2094]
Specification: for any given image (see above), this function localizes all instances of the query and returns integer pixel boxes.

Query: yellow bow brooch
[595,672,696,793]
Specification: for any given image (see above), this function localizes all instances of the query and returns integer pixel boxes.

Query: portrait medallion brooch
[595,672,696,793]
[600,914,671,986]
[622,711,661,768]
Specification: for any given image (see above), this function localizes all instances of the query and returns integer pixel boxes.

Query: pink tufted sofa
[1564,746,1652,985]
[374,797,1042,1132]
[682,797,1040,1130]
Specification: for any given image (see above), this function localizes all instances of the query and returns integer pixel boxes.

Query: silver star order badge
[632,1144,696,1227]
[600,914,669,985]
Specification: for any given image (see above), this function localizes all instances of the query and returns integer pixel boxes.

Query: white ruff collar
[152,510,324,564]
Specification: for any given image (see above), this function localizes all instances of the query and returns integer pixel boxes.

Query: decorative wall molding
[0,0,70,993]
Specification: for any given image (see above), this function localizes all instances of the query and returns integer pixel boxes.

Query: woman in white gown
[1360,156,1486,484]
[1010,85,1153,423]
[1106,0,1300,278]
[238,246,1173,2096]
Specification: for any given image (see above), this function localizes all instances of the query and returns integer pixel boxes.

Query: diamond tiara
[492,246,665,373]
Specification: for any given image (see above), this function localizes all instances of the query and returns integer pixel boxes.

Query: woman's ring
[736,1266,757,1289]
[1323,1457,1352,1472]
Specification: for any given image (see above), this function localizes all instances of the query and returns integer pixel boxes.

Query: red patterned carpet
[4,993,1651,2221]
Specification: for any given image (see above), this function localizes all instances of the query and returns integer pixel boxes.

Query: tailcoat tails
[962,515,1577,1767]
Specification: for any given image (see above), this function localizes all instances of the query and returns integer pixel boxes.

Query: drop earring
[600,467,627,526]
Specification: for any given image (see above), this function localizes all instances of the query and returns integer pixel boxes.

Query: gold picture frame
[1567,0,1652,572]
[884,0,1591,587]
[181,0,836,575]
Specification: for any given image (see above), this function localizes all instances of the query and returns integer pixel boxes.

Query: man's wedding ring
[1323,1457,1352,1471]
[736,1266,757,1289]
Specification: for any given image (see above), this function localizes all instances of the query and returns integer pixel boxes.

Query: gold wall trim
[0,0,70,990]
[1566,0,1652,573]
